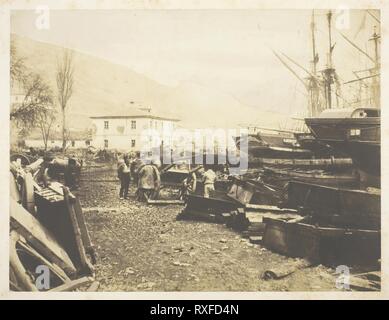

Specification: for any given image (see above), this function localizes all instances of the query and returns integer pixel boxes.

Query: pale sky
[11,9,380,117]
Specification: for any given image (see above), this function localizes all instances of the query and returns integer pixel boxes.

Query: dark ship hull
[305,108,380,187]
[235,133,314,160]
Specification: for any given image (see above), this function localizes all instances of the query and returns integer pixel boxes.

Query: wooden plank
[38,189,56,195]
[9,231,38,291]
[63,187,94,274]
[49,276,93,292]
[245,204,297,213]
[249,236,263,244]
[10,172,21,203]
[48,182,65,195]
[17,234,71,284]
[49,182,75,198]
[21,172,35,214]
[349,276,380,291]
[353,271,380,282]
[147,199,185,205]
[79,179,118,182]
[73,197,96,264]
[180,209,218,222]
[10,199,77,275]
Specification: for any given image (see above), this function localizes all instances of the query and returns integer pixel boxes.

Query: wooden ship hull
[305,111,380,186]
[247,145,314,159]
[235,134,314,160]
[261,167,361,189]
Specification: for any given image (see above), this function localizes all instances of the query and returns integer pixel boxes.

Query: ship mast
[311,10,317,75]
[308,10,321,116]
[369,26,380,108]
[327,10,333,67]
[322,10,336,110]
[341,12,380,109]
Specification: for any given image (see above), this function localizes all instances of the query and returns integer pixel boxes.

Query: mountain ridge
[11,33,286,130]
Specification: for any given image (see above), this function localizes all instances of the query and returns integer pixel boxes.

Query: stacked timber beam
[10,157,96,292]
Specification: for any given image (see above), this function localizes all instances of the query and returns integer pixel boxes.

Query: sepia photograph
[2,1,385,297]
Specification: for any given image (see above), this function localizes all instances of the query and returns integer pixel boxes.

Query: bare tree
[10,73,54,133]
[10,43,26,85]
[36,106,56,151]
[11,44,56,147]
[56,50,74,151]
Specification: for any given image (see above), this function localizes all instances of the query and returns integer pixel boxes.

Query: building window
[104,121,109,129]
[131,120,136,129]
[350,129,361,137]
[131,139,136,148]
[71,140,75,147]
[85,140,90,146]
[104,139,108,148]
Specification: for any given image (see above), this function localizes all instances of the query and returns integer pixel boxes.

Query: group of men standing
[117,154,161,201]
[117,154,218,201]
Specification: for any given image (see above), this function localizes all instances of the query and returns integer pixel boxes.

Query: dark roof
[90,107,180,122]
[90,114,180,122]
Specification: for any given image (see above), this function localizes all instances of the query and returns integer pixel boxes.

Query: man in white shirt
[202,166,216,198]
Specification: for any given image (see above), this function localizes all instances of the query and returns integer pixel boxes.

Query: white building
[90,108,180,151]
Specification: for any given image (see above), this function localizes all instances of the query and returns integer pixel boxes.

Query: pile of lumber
[10,159,96,292]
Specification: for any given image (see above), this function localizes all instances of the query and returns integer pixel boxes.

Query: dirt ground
[73,168,348,292]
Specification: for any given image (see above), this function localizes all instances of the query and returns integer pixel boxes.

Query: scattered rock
[136,282,156,290]
[124,267,136,275]
[173,245,184,252]
[173,261,191,267]
[189,274,200,282]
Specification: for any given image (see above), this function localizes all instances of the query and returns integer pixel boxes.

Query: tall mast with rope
[369,25,380,108]
[322,10,336,109]
[308,10,321,116]
[311,10,317,75]
[340,11,380,109]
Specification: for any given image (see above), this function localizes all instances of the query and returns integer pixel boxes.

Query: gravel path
[76,179,339,291]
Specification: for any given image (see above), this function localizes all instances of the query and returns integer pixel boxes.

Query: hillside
[11,34,286,130]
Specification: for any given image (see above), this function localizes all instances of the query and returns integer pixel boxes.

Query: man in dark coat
[117,155,131,199]
[136,160,161,201]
